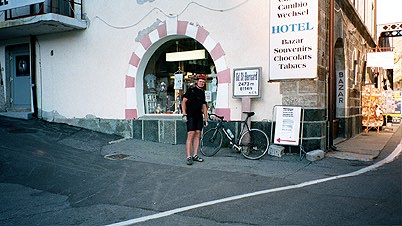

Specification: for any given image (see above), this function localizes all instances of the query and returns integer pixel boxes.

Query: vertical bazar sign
[336,70,347,117]
[269,0,318,80]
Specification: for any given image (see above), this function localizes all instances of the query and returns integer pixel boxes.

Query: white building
[0,0,378,152]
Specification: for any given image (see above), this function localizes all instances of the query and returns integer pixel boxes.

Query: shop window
[16,55,30,77]
[50,0,74,17]
[143,38,217,115]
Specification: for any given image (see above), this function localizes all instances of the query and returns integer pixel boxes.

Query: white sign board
[205,91,212,102]
[233,67,261,98]
[336,70,347,115]
[174,73,183,90]
[269,0,318,80]
[0,0,45,11]
[274,106,302,146]
[366,52,395,69]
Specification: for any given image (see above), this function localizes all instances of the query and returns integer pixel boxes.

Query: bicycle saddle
[243,112,255,117]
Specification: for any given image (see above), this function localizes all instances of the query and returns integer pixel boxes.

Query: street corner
[325,151,378,162]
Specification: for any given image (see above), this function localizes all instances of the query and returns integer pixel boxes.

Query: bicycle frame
[201,111,270,159]
[208,113,253,151]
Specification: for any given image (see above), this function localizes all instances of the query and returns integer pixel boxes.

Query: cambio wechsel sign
[269,0,318,80]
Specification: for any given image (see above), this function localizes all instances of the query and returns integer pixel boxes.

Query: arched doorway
[142,37,217,115]
[125,17,231,120]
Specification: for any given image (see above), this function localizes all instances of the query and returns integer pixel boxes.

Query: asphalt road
[0,116,401,225]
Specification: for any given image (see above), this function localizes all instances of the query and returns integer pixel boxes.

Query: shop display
[382,90,401,124]
[145,94,157,114]
[143,72,216,114]
[141,38,217,115]
[362,85,383,132]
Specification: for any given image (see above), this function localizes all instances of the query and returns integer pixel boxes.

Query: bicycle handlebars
[208,112,255,121]
[208,113,225,121]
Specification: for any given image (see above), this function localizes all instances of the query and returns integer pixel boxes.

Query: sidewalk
[0,114,400,186]
[101,123,401,185]
[329,124,400,161]
[1,112,399,164]
[2,111,398,164]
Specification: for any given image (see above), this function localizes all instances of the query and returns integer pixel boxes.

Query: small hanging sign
[174,73,183,90]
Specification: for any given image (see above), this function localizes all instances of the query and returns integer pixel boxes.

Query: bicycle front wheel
[200,128,223,157]
[239,129,269,160]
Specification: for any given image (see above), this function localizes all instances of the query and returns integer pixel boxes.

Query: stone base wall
[338,115,362,138]
[40,108,327,153]
[132,108,326,152]
[50,117,133,138]
[132,119,187,144]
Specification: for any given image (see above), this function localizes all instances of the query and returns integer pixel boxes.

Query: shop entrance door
[10,46,31,109]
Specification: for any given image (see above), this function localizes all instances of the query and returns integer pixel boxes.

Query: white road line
[106,141,402,226]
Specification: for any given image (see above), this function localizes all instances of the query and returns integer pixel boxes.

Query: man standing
[182,74,208,165]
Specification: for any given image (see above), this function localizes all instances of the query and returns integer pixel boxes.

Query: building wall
[0,67,4,111]
[0,0,377,150]
[32,1,284,139]
[277,0,329,150]
[0,53,4,110]
[34,1,280,120]
[334,0,376,139]
[32,1,281,123]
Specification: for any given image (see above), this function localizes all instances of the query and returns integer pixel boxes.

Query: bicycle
[200,112,270,160]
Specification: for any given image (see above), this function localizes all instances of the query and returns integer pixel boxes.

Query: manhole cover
[104,153,130,160]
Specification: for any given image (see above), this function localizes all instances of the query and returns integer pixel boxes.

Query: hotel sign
[269,0,318,80]
[0,0,45,11]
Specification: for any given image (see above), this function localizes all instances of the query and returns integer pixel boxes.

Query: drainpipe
[328,0,335,150]
[30,35,38,118]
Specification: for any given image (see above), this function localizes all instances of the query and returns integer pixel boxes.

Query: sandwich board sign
[273,106,302,146]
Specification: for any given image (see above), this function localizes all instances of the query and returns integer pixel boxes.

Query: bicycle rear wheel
[239,129,269,160]
[200,128,223,157]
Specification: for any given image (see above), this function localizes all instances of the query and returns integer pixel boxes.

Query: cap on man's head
[196,74,207,80]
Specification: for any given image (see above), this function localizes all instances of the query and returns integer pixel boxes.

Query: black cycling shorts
[186,116,203,132]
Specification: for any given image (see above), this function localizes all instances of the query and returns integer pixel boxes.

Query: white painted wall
[4,0,283,121]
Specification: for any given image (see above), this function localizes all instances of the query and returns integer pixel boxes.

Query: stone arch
[124,17,231,120]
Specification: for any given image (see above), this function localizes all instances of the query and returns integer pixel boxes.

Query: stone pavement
[329,124,400,161]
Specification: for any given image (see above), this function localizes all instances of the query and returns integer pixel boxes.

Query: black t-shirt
[183,86,206,118]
